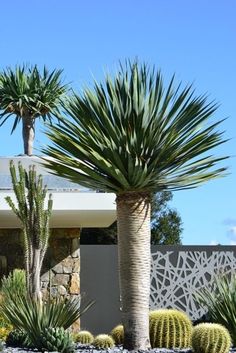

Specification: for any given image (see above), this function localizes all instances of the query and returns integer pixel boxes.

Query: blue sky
[0,0,235,245]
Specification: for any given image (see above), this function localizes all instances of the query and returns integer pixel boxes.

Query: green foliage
[196,273,236,345]
[81,191,183,245]
[74,330,94,344]
[6,329,27,348]
[0,292,94,349]
[5,161,53,299]
[0,269,27,306]
[41,327,75,353]
[0,340,4,351]
[0,327,13,341]
[149,309,192,348]
[110,324,124,345]
[192,323,231,353]
[93,334,115,349]
[0,64,66,132]
[42,61,227,194]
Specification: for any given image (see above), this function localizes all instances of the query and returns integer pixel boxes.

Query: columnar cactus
[149,309,192,348]
[192,323,231,353]
[110,325,124,345]
[93,334,115,349]
[74,330,94,344]
[5,161,53,302]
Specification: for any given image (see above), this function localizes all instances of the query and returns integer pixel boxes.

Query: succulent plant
[41,327,75,353]
[149,309,192,348]
[74,330,94,344]
[0,326,13,341]
[5,329,27,347]
[192,323,231,353]
[110,325,124,345]
[93,334,115,349]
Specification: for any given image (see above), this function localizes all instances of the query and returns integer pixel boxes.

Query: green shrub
[149,309,192,348]
[0,270,26,305]
[196,273,236,346]
[110,324,124,345]
[74,330,94,344]
[192,323,231,353]
[0,292,94,349]
[41,327,75,353]
[93,334,115,349]
[6,329,27,348]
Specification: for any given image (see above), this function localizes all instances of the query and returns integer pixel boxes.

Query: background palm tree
[0,65,67,155]
[42,62,228,350]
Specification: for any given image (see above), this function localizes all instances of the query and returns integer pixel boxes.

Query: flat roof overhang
[0,191,116,228]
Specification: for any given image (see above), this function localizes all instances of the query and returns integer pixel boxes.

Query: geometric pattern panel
[150,250,236,320]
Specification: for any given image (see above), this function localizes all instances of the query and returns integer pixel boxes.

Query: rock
[57,285,67,295]
[52,273,70,286]
[70,273,80,294]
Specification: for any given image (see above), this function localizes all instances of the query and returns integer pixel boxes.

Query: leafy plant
[41,327,75,353]
[196,273,236,345]
[74,330,94,344]
[5,329,27,348]
[0,269,27,306]
[0,64,67,155]
[149,309,192,348]
[110,324,124,345]
[0,292,94,349]
[93,334,115,349]
[192,323,231,353]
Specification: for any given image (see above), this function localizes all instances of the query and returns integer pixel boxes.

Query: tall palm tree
[42,62,228,350]
[0,65,67,155]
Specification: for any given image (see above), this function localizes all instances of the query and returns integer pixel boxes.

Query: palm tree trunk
[116,192,151,350]
[22,116,35,155]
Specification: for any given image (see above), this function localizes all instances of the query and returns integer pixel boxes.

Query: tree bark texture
[117,193,151,350]
[22,116,35,155]
[29,248,42,304]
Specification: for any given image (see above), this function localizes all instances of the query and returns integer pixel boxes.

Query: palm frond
[42,61,228,193]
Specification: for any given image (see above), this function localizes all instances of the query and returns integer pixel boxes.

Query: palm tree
[41,62,228,350]
[0,65,67,155]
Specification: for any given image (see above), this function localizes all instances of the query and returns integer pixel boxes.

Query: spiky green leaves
[42,61,228,194]
[0,64,66,133]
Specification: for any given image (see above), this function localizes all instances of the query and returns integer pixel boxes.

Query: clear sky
[0,0,235,245]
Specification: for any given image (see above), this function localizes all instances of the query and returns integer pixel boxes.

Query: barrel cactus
[6,329,27,347]
[41,327,75,353]
[74,330,94,344]
[110,325,124,345]
[192,323,231,353]
[93,334,115,349]
[149,309,192,348]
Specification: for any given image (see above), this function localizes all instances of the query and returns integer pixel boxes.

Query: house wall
[0,228,80,299]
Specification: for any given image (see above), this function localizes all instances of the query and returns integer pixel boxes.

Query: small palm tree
[42,62,228,350]
[0,65,67,155]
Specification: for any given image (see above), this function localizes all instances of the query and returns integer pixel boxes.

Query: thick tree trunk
[22,116,35,155]
[29,248,42,304]
[116,192,151,350]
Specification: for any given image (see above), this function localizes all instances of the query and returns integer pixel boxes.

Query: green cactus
[149,309,192,348]
[41,327,75,353]
[93,334,115,349]
[6,329,27,348]
[74,330,94,344]
[110,325,124,345]
[192,323,231,353]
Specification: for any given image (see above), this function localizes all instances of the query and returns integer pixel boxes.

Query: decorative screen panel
[150,250,236,320]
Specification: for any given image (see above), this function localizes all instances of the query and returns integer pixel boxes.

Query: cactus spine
[93,334,115,349]
[74,330,94,344]
[110,325,124,345]
[5,161,52,302]
[192,323,231,353]
[149,309,192,348]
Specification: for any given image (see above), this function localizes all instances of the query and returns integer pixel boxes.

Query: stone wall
[0,228,80,300]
